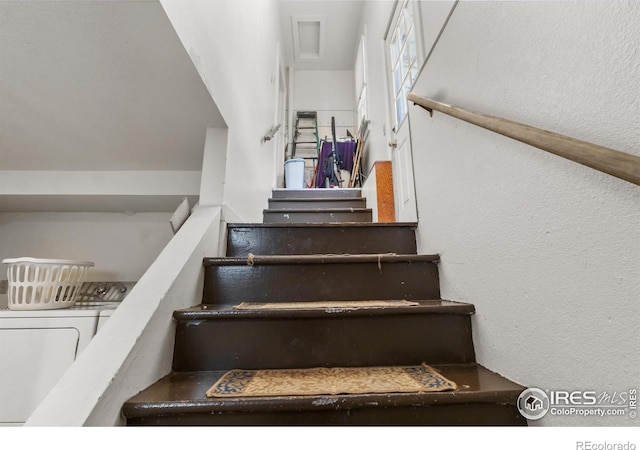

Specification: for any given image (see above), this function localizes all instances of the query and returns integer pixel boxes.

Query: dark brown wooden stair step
[122,363,528,425]
[226,222,418,256]
[172,300,475,371]
[263,208,373,224]
[202,254,440,304]
[272,188,361,199]
[267,198,367,210]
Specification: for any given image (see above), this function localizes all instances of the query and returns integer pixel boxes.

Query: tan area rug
[206,363,456,398]
[232,300,420,310]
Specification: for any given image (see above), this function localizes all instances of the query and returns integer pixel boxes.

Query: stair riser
[226,226,417,256]
[267,198,367,210]
[263,209,372,223]
[203,261,439,304]
[173,314,475,371]
[272,189,361,199]
[126,403,526,426]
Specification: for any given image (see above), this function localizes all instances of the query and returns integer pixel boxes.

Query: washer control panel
[76,281,136,304]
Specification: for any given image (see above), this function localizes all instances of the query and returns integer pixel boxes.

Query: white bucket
[284,158,305,189]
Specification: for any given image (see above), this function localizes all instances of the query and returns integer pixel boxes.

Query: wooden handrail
[262,124,281,142]
[407,92,640,187]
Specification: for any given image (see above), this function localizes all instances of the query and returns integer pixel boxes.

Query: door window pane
[394,64,402,95]
[396,94,405,126]
[389,0,420,127]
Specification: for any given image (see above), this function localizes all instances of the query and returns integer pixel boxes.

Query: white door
[385,0,421,223]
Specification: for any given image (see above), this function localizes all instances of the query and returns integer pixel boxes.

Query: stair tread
[203,253,439,266]
[263,208,372,213]
[268,198,365,202]
[273,188,361,191]
[173,299,475,320]
[227,222,417,229]
[270,189,362,199]
[122,363,526,418]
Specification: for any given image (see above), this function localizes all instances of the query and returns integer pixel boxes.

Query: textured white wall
[161,0,283,222]
[293,70,355,112]
[357,1,395,174]
[293,70,356,140]
[410,1,640,426]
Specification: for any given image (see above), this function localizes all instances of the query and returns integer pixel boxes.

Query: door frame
[383,0,423,222]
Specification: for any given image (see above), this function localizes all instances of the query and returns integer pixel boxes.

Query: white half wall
[25,205,222,426]
[410,0,640,426]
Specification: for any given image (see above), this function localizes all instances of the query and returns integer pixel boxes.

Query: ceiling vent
[292,15,325,61]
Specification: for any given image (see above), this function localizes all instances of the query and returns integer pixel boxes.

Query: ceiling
[0,0,225,172]
[277,0,365,71]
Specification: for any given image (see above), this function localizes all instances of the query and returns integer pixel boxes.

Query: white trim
[292,15,326,62]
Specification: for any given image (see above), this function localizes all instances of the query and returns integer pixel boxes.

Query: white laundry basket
[2,257,94,310]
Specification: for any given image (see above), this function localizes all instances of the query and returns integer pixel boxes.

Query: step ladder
[292,111,319,160]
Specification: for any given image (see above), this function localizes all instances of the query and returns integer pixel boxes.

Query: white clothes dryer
[0,282,133,426]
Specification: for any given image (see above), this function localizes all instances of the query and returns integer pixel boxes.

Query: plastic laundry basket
[284,158,305,189]
[2,257,94,310]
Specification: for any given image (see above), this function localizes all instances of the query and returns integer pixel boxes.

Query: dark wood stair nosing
[203,253,439,267]
[226,222,418,229]
[267,198,366,203]
[263,208,372,214]
[173,300,475,321]
[271,188,362,199]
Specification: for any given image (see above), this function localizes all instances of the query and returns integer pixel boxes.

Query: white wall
[0,212,173,309]
[293,69,356,138]
[356,1,396,175]
[410,1,640,426]
[161,0,283,222]
[0,212,172,280]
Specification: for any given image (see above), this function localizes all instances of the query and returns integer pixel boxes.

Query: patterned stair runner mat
[206,363,457,398]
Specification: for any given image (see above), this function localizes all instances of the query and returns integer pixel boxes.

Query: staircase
[122,188,527,426]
